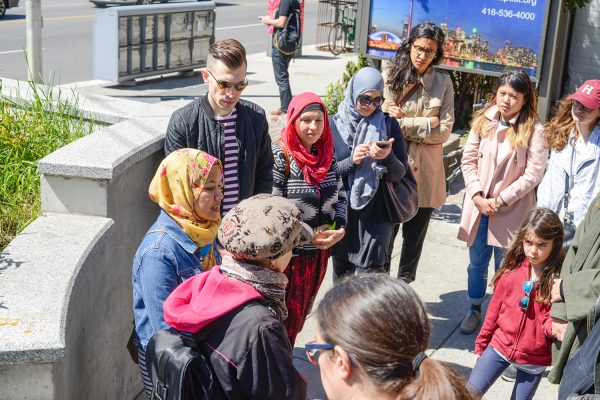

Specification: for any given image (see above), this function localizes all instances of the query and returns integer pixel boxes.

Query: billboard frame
[356,0,553,83]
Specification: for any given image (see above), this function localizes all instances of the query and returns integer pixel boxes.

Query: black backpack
[145,330,225,400]
[273,0,301,56]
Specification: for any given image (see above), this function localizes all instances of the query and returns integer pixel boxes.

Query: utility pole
[26,0,43,82]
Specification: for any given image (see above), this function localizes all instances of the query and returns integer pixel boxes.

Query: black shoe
[501,365,517,382]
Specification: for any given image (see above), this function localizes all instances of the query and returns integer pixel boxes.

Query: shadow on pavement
[441,360,473,380]
[293,348,327,400]
[426,289,476,351]
[433,204,462,224]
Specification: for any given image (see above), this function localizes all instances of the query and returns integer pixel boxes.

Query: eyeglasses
[357,94,385,108]
[519,280,535,311]
[206,70,248,91]
[412,44,437,59]
[305,340,334,365]
[572,100,594,113]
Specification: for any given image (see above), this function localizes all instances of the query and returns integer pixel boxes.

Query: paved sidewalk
[68,46,559,399]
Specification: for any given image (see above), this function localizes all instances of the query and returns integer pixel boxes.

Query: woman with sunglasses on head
[382,22,455,283]
[132,148,223,398]
[537,80,600,231]
[468,208,564,400]
[458,70,548,335]
[306,274,475,400]
[271,92,347,345]
[330,67,412,278]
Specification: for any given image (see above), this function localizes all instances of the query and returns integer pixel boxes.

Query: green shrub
[564,0,592,10]
[0,81,94,250]
[323,53,369,115]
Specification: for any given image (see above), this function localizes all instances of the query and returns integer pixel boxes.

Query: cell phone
[376,140,390,148]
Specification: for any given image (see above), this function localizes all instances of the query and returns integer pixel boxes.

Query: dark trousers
[271,46,292,112]
[468,347,544,400]
[387,207,434,282]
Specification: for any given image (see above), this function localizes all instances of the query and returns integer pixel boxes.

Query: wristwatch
[495,197,504,208]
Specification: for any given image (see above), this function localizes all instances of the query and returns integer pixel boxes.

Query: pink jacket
[458,106,548,248]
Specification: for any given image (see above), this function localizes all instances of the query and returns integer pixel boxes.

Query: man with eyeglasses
[164,39,274,215]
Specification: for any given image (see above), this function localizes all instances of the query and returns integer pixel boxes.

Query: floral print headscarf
[149,148,223,269]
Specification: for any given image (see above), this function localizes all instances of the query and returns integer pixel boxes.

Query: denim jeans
[467,215,506,305]
[468,347,544,400]
[271,46,292,112]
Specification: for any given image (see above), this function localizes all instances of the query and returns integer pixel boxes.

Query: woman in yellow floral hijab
[133,148,223,398]
[149,148,223,267]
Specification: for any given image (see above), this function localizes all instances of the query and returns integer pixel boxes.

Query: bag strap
[563,173,570,222]
[397,83,421,108]
[562,144,575,223]
[276,139,290,178]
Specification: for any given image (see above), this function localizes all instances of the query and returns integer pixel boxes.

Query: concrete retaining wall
[0,79,183,399]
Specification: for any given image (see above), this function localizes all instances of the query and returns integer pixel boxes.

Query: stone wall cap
[0,213,113,365]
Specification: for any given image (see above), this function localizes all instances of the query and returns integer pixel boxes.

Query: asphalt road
[0,0,319,84]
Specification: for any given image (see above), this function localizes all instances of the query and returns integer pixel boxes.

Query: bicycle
[328,4,356,56]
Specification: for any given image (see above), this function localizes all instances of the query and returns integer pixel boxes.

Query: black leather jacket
[164,95,274,200]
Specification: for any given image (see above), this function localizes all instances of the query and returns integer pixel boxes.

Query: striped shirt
[272,142,348,256]
[215,109,239,215]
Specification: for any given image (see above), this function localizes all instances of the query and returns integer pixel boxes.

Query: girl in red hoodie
[467,208,564,400]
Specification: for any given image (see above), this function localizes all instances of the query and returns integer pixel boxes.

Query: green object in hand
[328,221,336,230]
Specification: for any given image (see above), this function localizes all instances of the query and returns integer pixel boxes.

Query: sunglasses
[358,94,385,108]
[206,70,248,91]
[412,44,437,59]
[519,280,535,311]
[305,341,334,365]
[572,100,594,113]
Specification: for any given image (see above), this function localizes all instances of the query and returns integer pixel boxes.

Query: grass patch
[0,80,95,250]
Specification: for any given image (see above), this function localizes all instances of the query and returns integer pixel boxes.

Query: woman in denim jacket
[537,80,600,228]
[132,148,223,398]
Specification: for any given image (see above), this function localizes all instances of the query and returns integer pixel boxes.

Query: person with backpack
[163,194,309,399]
[271,92,346,345]
[259,0,301,117]
[132,148,223,398]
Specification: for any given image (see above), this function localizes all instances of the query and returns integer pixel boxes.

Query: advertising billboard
[365,0,549,78]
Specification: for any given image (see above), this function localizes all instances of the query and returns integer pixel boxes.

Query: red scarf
[280,92,334,190]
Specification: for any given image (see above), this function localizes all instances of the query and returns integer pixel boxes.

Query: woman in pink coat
[458,70,548,335]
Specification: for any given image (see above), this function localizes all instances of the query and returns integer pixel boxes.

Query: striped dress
[215,109,239,215]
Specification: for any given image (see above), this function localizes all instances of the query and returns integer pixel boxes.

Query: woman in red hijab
[272,92,347,345]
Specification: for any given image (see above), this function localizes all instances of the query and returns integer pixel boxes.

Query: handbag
[381,117,418,224]
[382,177,418,224]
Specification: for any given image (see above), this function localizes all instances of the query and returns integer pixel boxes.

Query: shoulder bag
[381,116,418,224]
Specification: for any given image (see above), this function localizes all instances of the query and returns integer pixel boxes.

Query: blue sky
[369,0,548,54]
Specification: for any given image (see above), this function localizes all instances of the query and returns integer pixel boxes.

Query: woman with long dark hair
[307,274,476,400]
[383,22,455,282]
[458,70,548,334]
